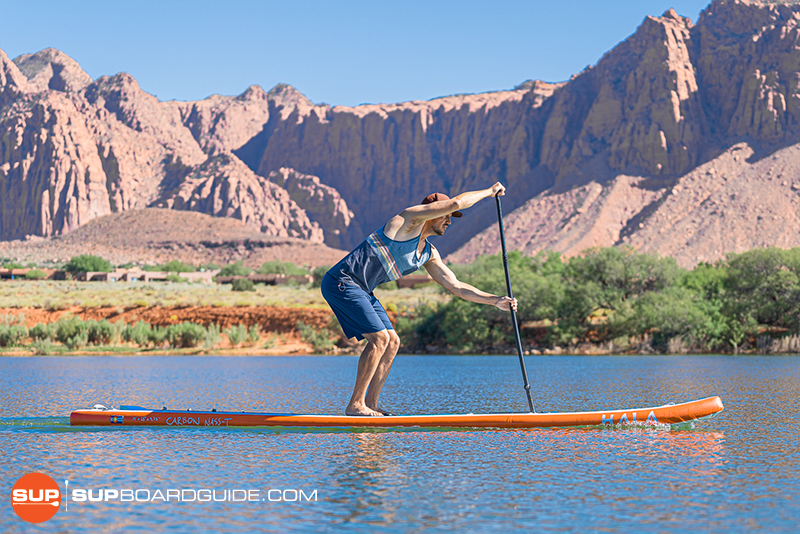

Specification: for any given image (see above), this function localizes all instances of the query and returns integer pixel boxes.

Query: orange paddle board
[70,396,723,428]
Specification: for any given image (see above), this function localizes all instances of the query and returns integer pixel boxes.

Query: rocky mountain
[266,167,359,250]
[0,53,347,246]
[453,0,800,266]
[3,0,800,266]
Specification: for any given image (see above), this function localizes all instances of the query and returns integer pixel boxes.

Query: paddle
[495,194,535,413]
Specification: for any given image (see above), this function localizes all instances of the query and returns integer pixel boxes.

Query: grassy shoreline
[0,280,448,309]
[0,282,449,356]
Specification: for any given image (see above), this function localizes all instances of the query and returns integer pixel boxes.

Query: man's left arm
[424,248,517,312]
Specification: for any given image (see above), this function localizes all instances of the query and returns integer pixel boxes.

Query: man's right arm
[424,247,517,312]
[401,182,506,225]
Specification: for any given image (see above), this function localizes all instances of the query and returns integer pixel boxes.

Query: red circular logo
[11,473,61,523]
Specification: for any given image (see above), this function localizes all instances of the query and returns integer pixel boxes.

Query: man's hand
[494,296,517,312]
[491,182,506,197]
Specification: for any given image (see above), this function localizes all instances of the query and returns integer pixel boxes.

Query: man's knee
[387,330,400,350]
[365,330,391,349]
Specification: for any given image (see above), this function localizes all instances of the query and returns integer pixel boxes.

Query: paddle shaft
[495,195,535,413]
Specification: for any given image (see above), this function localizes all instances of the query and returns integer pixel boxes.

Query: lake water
[1,355,798,533]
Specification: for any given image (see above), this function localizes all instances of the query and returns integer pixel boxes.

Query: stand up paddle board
[70,396,723,428]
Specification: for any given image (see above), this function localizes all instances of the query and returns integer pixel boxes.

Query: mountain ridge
[4,0,800,266]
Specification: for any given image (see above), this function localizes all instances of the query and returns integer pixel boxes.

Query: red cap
[421,192,462,217]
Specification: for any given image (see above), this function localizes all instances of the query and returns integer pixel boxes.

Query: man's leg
[345,329,391,416]
[365,329,400,413]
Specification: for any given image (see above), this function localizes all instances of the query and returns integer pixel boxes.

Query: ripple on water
[0,355,798,533]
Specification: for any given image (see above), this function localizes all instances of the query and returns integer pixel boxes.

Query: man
[321,182,517,416]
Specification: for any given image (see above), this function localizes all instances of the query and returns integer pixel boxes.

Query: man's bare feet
[345,403,383,417]
[368,406,395,416]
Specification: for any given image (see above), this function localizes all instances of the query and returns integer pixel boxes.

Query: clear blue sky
[0,0,712,107]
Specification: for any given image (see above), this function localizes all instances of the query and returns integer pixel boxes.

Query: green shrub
[166,273,184,283]
[723,247,800,332]
[378,281,399,290]
[29,323,56,341]
[257,260,308,276]
[55,316,89,344]
[112,320,127,342]
[25,268,48,280]
[262,333,277,350]
[247,324,261,344]
[204,323,221,349]
[225,324,248,347]
[124,321,152,346]
[64,329,88,350]
[312,266,331,287]
[65,254,112,273]
[220,261,251,277]
[165,322,206,348]
[148,326,168,346]
[162,260,195,273]
[609,287,727,350]
[87,319,115,345]
[31,338,54,355]
[1,261,24,269]
[1,313,26,326]
[297,321,334,353]
[0,324,28,347]
[231,278,255,292]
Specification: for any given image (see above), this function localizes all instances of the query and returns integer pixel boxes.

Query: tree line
[396,246,800,354]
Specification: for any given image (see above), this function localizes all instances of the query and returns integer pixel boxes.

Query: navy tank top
[327,225,432,293]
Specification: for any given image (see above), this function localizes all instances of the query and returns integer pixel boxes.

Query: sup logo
[11,473,61,523]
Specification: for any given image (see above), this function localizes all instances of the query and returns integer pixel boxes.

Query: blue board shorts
[321,273,393,341]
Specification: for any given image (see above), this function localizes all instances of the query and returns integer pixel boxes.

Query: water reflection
[1,355,798,533]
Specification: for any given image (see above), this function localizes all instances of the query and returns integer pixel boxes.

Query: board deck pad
[70,396,723,428]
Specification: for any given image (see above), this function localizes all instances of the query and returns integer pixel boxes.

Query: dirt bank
[1,305,332,331]
[0,305,349,355]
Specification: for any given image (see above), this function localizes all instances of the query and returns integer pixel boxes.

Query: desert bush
[231,278,255,292]
[166,273,185,283]
[609,287,727,351]
[29,323,56,341]
[204,323,221,349]
[0,324,28,347]
[262,333,277,350]
[86,319,115,345]
[312,266,331,287]
[161,260,195,273]
[297,321,334,353]
[124,321,152,346]
[723,247,800,333]
[148,326,168,346]
[225,324,248,347]
[25,269,48,280]
[55,316,89,345]
[165,322,206,348]
[220,261,251,277]
[112,320,127,342]
[247,324,261,344]
[257,260,308,276]
[1,313,26,326]
[378,281,399,290]
[64,329,88,350]
[31,338,54,355]
[65,254,112,273]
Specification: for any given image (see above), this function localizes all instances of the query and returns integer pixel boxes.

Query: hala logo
[11,473,61,523]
